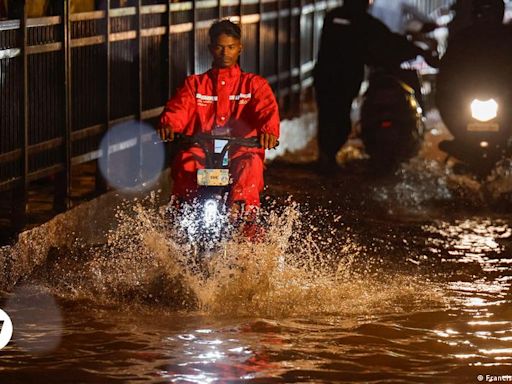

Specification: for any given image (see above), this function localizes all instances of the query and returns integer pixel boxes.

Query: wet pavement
[1,112,512,383]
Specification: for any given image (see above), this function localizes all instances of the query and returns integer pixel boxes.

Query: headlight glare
[471,99,498,122]
[203,199,218,225]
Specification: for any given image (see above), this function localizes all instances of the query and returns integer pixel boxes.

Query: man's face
[209,33,242,68]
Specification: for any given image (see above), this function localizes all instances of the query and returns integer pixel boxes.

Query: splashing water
[370,156,512,213]
[484,158,512,204]
[1,192,446,319]
[372,158,454,209]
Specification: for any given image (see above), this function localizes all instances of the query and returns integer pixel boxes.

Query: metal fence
[409,0,453,15]
[0,0,341,228]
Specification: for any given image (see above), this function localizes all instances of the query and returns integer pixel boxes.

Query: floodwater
[1,115,512,383]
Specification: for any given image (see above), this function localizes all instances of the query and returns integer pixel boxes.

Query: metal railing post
[290,1,299,115]
[96,0,111,193]
[275,0,281,104]
[288,1,294,114]
[54,0,72,213]
[136,0,143,185]
[11,0,28,230]
[298,0,304,115]
[165,0,171,98]
[191,0,196,75]
[136,0,142,121]
[258,0,262,75]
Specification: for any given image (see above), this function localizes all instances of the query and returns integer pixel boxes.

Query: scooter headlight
[203,199,218,226]
[471,99,498,122]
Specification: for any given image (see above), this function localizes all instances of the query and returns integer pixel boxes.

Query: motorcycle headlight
[471,99,498,122]
[203,199,218,226]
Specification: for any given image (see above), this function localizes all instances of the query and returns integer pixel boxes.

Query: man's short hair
[209,19,241,43]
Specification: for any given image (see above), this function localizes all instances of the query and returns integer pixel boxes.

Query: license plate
[467,122,500,132]
[197,169,230,186]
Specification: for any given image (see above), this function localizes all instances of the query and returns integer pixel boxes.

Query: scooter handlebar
[171,132,279,149]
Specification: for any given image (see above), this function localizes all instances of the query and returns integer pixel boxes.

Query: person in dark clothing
[313,0,438,171]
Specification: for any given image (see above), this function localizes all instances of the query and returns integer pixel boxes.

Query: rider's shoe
[228,202,266,242]
[229,201,243,223]
[241,221,266,242]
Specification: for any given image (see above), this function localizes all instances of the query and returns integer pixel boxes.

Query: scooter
[436,0,512,178]
[358,16,441,172]
[161,130,272,270]
[359,67,425,171]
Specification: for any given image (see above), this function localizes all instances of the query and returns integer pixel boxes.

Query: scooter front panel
[197,169,230,186]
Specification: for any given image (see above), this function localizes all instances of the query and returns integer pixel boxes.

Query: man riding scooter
[158,20,280,226]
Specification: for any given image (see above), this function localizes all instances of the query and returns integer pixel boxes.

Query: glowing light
[471,98,498,122]
[197,350,224,360]
[454,354,479,359]
[480,141,489,148]
[203,199,219,226]
[475,331,492,339]
[468,321,511,326]
[434,330,451,338]
[466,297,487,307]
[479,348,512,355]
[178,334,196,341]
[170,373,217,384]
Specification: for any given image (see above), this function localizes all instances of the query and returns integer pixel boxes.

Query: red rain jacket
[159,64,280,206]
[160,64,280,146]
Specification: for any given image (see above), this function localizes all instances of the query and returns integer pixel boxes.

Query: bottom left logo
[0,308,13,350]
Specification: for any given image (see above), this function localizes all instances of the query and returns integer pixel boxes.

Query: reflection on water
[1,166,512,382]
[422,218,512,375]
[425,219,511,289]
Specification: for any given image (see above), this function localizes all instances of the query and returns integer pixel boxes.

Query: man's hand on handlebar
[158,123,175,142]
[157,127,278,148]
[259,132,278,149]
[421,22,438,34]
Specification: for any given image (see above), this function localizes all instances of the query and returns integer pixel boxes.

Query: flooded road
[1,121,512,383]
